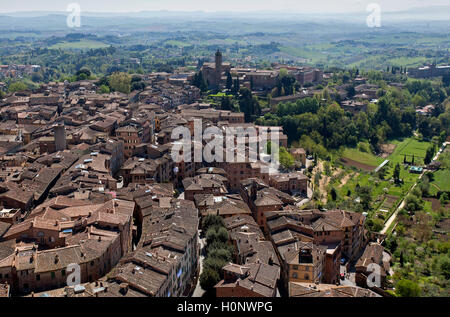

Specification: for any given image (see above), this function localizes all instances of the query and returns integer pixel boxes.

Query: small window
[51,272,55,279]
[90,261,94,266]
[61,269,66,276]
[36,274,40,281]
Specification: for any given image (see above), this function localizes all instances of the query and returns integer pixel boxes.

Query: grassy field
[278,46,326,64]
[49,40,110,50]
[165,40,191,47]
[429,169,450,196]
[330,137,433,223]
[341,147,384,168]
[389,138,431,165]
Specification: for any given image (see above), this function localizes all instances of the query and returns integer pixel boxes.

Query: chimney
[119,283,129,295]
[251,180,258,201]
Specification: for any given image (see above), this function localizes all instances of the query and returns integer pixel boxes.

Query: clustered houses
[215,214,281,297]
[121,156,173,186]
[240,178,297,229]
[182,174,228,201]
[0,197,134,295]
[201,50,323,91]
[265,209,366,292]
[194,194,251,219]
[355,243,391,289]
[408,63,450,78]
[103,191,199,297]
[0,64,41,78]
[0,51,390,298]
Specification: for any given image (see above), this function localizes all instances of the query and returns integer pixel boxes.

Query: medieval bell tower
[215,49,222,85]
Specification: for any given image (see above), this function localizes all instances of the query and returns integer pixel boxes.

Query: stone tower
[215,49,222,72]
[54,123,66,152]
[215,49,222,86]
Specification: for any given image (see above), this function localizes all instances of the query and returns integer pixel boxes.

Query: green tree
[207,247,232,262]
[279,146,294,170]
[8,82,28,93]
[206,226,228,245]
[75,67,91,80]
[238,87,260,122]
[226,72,233,90]
[220,96,232,111]
[98,85,110,94]
[371,219,384,232]
[192,71,208,92]
[108,72,131,93]
[202,215,225,233]
[440,193,449,207]
[330,188,337,201]
[131,81,146,91]
[424,146,435,165]
[199,268,221,292]
[443,72,450,87]
[233,76,240,95]
[396,279,421,297]
[440,256,450,279]
[356,185,372,211]
[393,163,401,184]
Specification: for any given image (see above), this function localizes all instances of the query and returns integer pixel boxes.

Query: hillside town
[0,50,414,299]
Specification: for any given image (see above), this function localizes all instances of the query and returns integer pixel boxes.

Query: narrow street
[340,265,356,286]
[192,231,206,297]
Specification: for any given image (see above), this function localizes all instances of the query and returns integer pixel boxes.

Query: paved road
[192,231,206,297]
[340,265,356,286]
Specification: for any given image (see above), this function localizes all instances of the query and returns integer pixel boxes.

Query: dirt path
[312,162,347,204]
[380,143,397,159]
[338,172,358,188]
[312,161,328,203]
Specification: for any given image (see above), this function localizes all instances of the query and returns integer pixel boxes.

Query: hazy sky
[0,0,448,13]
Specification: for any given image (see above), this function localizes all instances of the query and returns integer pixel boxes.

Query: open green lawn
[208,92,233,98]
[341,147,384,167]
[387,56,430,68]
[429,169,450,195]
[387,137,432,190]
[389,138,431,166]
